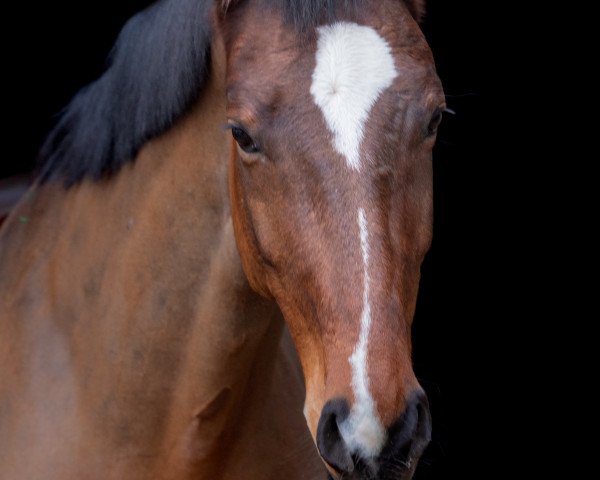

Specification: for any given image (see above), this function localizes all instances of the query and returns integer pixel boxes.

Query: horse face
[221,1,444,477]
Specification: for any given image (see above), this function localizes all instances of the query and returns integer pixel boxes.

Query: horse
[0,1,445,478]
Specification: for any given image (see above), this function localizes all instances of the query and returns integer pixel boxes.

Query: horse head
[220,1,445,477]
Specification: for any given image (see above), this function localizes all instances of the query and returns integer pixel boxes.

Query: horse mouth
[326,455,420,480]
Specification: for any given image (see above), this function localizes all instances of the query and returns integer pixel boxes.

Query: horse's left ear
[404,0,426,23]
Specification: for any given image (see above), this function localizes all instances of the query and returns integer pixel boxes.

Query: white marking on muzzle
[339,208,386,458]
[310,22,398,170]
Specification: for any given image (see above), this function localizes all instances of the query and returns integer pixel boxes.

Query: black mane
[40,0,418,186]
[39,0,212,185]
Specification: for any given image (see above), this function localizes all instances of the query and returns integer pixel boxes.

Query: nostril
[412,392,432,456]
[316,399,354,474]
[381,390,432,465]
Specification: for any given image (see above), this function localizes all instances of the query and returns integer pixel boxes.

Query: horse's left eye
[427,109,444,136]
[231,126,260,154]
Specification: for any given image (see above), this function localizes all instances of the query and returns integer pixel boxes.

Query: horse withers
[0,1,445,479]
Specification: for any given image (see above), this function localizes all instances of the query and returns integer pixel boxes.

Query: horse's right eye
[231,126,260,154]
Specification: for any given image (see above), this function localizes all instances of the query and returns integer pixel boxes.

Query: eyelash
[226,124,261,154]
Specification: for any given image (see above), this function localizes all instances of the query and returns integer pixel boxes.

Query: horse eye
[427,109,444,136]
[231,126,260,154]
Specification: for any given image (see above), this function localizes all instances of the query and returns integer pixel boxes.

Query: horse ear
[404,0,426,23]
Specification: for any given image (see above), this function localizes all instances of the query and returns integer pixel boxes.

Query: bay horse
[0,1,445,479]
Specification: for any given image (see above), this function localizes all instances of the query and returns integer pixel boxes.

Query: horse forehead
[225,11,438,136]
[309,22,399,170]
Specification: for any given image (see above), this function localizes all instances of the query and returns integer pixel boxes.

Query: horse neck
[0,35,308,477]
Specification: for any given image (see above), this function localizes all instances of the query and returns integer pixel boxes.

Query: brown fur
[405,0,427,22]
[223,0,443,435]
[0,1,442,479]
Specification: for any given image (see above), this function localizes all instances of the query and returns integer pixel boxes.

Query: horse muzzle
[318,390,432,480]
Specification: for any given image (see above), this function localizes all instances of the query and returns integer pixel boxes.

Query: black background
[3,1,502,478]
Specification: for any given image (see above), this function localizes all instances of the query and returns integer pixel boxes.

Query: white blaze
[311,22,398,457]
[338,208,386,458]
[310,22,398,170]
